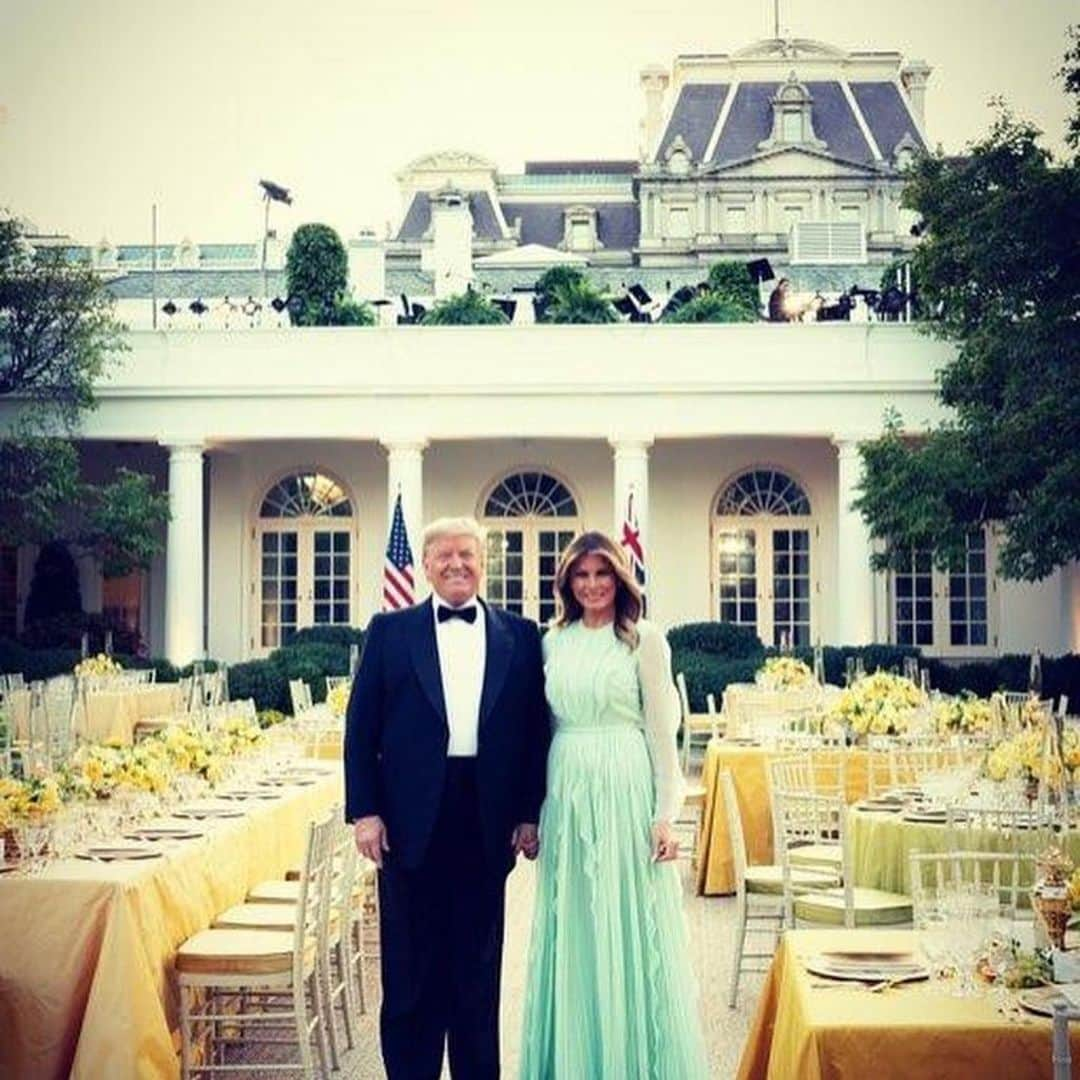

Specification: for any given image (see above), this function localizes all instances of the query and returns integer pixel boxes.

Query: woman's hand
[651,820,679,863]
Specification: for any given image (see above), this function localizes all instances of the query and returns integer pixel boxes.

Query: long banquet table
[738,928,1079,1079]
[695,740,874,895]
[9,683,186,745]
[0,762,342,1079]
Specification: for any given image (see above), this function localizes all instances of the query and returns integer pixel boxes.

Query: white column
[381,439,427,565]
[610,436,652,579]
[162,441,205,665]
[833,436,875,645]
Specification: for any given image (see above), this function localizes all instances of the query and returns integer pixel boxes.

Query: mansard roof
[657,83,729,162]
[395,190,506,242]
[499,202,640,250]
[523,160,637,175]
[656,78,925,167]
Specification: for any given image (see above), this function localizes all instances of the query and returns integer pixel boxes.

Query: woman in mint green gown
[519,532,708,1079]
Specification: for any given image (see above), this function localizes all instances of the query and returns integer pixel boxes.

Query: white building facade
[3,323,1072,665]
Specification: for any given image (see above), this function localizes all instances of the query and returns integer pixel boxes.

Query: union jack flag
[620,489,647,611]
[382,493,415,610]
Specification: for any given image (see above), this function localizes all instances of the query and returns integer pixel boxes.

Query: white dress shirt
[432,596,487,757]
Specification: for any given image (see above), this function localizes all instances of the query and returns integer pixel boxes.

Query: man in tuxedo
[345,516,549,1079]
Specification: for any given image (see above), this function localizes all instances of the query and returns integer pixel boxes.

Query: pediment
[399,150,498,177]
[704,145,881,179]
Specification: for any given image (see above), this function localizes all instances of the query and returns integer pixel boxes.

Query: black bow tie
[437,604,478,624]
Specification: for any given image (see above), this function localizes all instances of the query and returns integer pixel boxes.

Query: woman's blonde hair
[553,531,642,648]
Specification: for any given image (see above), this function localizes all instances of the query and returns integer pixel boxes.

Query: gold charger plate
[805,953,929,984]
[1018,985,1080,1017]
[172,806,245,820]
[77,846,162,862]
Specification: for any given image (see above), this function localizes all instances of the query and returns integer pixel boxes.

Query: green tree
[661,261,759,323]
[705,261,760,319]
[854,28,1080,582]
[285,223,374,326]
[0,213,168,575]
[420,290,509,325]
[663,293,754,324]
[539,276,617,324]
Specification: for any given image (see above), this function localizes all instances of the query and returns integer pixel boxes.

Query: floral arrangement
[74,653,122,678]
[57,718,264,801]
[984,728,1080,785]
[825,670,924,737]
[0,773,63,828]
[63,741,172,798]
[326,683,350,718]
[214,716,264,756]
[933,692,994,736]
[755,656,814,690]
[257,709,287,729]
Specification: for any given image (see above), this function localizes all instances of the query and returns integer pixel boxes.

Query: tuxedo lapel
[479,601,514,736]
[409,599,448,729]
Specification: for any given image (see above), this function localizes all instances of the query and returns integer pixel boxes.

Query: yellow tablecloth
[0,763,342,1079]
[9,683,185,745]
[850,805,1080,893]
[737,928,1078,1079]
[695,741,874,896]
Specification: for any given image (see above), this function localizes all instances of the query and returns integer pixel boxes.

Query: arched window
[716,468,811,516]
[713,468,815,648]
[254,470,356,652]
[260,471,352,518]
[481,470,580,623]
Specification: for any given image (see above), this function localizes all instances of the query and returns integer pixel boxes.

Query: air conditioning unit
[789,222,867,265]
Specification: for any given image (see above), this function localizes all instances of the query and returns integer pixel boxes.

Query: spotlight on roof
[259,179,292,205]
[746,258,775,284]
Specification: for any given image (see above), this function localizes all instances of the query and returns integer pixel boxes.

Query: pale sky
[0,0,1074,245]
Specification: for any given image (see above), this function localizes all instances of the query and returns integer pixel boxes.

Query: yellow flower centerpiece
[755,656,814,691]
[74,653,122,678]
[825,670,924,739]
[0,773,62,824]
[214,716,264,756]
[984,727,1080,787]
[326,683,350,718]
[933,692,994,736]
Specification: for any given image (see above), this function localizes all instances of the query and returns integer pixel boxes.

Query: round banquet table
[849,803,1080,893]
[695,739,877,895]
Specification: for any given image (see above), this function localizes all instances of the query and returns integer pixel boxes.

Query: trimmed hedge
[5,619,1077,722]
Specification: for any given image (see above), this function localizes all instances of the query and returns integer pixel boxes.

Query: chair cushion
[247,880,302,904]
[683,785,707,808]
[176,929,297,975]
[214,903,300,932]
[794,886,913,927]
[789,843,843,868]
[744,864,840,896]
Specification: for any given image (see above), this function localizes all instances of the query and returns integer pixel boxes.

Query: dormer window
[758,72,826,153]
[663,134,693,177]
[563,205,601,252]
[892,132,921,172]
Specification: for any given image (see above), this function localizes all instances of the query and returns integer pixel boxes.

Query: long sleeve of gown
[636,620,685,824]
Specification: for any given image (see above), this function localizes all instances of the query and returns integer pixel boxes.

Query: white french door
[714,518,816,647]
[484,525,576,624]
[255,523,354,652]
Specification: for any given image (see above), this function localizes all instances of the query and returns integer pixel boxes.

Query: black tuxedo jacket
[344,598,549,871]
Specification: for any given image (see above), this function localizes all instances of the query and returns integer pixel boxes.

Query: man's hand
[511,823,539,860]
[354,815,389,868]
[651,820,679,863]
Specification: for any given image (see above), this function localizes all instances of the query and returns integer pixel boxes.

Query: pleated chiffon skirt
[519,725,709,1079]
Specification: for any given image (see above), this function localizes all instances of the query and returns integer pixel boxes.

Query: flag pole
[151,203,158,330]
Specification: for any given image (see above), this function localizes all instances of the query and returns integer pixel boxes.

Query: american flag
[383,493,415,610]
[620,489,647,610]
